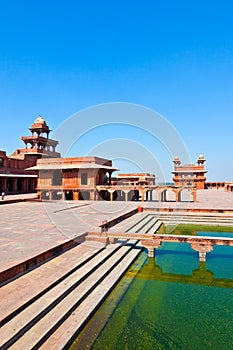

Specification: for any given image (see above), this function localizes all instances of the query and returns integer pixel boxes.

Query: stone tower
[11,115,61,160]
[172,155,207,189]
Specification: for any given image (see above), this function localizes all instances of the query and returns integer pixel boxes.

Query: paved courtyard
[0,189,233,275]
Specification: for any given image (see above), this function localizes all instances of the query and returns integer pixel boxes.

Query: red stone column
[73,191,79,200]
[192,190,197,202]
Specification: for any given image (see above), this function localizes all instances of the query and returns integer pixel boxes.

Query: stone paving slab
[0,190,233,277]
[0,200,138,274]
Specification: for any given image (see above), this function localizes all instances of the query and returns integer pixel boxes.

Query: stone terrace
[0,189,233,349]
[0,189,233,274]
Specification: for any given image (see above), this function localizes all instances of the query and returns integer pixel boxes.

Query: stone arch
[79,191,90,200]
[116,190,125,201]
[179,189,193,202]
[52,191,62,200]
[65,191,73,200]
[166,189,176,202]
[41,191,49,200]
[97,190,109,201]
[152,189,159,201]
[128,190,138,201]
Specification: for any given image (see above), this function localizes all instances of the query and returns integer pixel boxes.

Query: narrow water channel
[71,232,233,350]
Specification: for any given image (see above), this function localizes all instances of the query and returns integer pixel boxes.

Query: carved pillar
[89,190,94,200]
[192,190,197,203]
[191,243,214,262]
[93,190,97,201]
[147,247,154,257]
[141,240,161,258]
[157,190,162,202]
[108,189,115,201]
[175,190,181,202]
[141,190,146,202]
[73,190,79,200]
[124,190,130,201]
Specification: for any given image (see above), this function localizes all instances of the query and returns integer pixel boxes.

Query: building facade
[172,155,207,190]
[11,115,60,160]
[0,115,60,195]
[28,156,118,200]
[0,150,37,194]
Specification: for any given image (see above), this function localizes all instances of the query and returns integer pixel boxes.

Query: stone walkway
[0,189,233,275]
[0,199,138,274]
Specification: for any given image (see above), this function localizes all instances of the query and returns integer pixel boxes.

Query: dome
[198,154,205,159]
[34,115,47,125]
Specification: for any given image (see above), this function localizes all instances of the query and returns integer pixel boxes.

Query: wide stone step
[0,242,122,349]
[127,215,156,233]
[147,213,233,226]
[147,220,162,234]
[125,214,150,233]
[2,240,140,349]
[0,241,105,326]
[165,217,233,224]
[113,212,148,232]
[154,213,233,222]
[39,243,142,350]
[137,216,158,234]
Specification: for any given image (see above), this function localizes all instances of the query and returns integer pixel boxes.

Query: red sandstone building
[29,156,118,200]
[0,150,37,194]
[0,116,60,194]
[1,116,213,202]
[115,173,156,186]
[12,115,60,160]
[172,155,207,190]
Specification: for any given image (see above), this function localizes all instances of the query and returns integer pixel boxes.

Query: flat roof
[26,164,118,171]
[0,174,37,178]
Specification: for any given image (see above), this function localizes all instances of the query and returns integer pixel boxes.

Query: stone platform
[0,190,233,348]
[1,189,233,280]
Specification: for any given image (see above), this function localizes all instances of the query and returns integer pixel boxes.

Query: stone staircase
[0,239,142,349]
[153,212,233,226]
[113,213,162,234]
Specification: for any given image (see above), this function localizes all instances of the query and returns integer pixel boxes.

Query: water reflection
[71,239,233,350]
[127,240,233,287]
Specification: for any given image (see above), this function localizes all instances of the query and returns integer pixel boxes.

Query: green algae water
[71,232,233,350]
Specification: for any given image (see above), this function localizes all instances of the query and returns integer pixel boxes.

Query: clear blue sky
[0,0,233,181]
